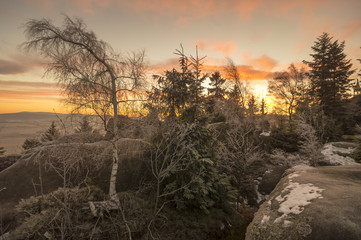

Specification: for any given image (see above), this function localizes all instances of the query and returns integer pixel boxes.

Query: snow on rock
[274,179,324,223]
[261,215,270,225]
[246,165,361,240]
[321,142,357,165]
[260,131,270,137]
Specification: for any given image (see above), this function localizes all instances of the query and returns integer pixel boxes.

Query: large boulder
[246,164,361,240]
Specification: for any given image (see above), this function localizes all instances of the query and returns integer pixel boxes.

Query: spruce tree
[208,71,226,101]
[75,117,93,133]
[150,68,190,118]
[41,121,60,142]
[303,32,354,116]
[0,146,5,156]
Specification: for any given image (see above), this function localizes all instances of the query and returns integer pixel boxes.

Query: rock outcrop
[246,164,361,240]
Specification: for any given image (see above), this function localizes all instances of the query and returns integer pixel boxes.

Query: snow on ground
[274,171,324,224]
[321,142,357,165]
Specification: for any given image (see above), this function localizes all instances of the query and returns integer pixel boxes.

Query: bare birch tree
[268,64,307,121]
[22,16,146,204]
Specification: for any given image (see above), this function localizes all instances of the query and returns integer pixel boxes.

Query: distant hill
[0,112,101,154]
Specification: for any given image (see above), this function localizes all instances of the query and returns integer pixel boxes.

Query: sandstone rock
[246,164,361,240]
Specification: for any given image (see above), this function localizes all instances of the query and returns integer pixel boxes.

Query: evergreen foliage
[41,121,60,142]
[149,121,235,212]
[208,71,227,101]
[75,116,94,133]
[351,143,361,163]
[0,146,5,156]
[303,32,354,116]
[148,46,207,121]
[22,137,41,150]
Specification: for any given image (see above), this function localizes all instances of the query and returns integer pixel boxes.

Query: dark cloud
[0,59,30,75]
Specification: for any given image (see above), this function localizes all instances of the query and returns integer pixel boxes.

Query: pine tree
[260,98,267,115]
[303,32,354,116]
[208,71,226,101]
[41,121,60,142]
[22,138,41,150]
[188,47,207,105]
[75,117,93,133]
[247,94,258,116]
[148,46,207,121]
[150,68,190,118]
[0,146,5,156]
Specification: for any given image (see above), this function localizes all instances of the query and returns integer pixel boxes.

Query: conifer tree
[208,71,226,100]
[303,32,354,116]
[41,121,60,142]
[149,46,207,120]
[0,146,5,156]
[22,138,41,150]
[75,117,93,133]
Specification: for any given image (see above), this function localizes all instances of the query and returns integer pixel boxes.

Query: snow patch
[260,131,270,137]
[321,143,356,165]
[283,220,293,227]
[261,215,270,225]
[274,174,324,223]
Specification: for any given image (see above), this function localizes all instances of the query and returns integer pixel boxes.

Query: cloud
[148,58,179,73]
[249,55,278,71]
[341,19,361,40]
[56,0,267,20]
[241,52,278,71]
[197,40,238,57]
[202,64,275,80]
[60,0,332,24]
[0,80,58,88]
[150,60,274,81]
[0,60,30,75]
[0,53,46,75]
[0,80,61,101]
[0,90,61,100]
[270,0,325,16]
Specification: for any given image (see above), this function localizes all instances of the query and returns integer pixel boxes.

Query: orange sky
[0,0,360,113]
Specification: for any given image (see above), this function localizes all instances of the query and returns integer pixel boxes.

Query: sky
[0,0,360,113]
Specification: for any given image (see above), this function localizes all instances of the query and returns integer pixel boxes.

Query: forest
[0,16,361,240]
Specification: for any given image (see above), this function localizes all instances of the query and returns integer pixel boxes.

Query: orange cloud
[341,19,361,40]
[203,64,274,81]
[241,52,278,71]
[197,40,238,57]
[0,80,62,101]
[0,80,57,88]
[270,0,325,16]
[249,55,278,71]
[58,0,265,20]
[149,56,275,81]
[0,90,62,101]
[148,58,179,73]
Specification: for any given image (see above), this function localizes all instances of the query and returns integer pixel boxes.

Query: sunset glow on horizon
[0,0,360,114]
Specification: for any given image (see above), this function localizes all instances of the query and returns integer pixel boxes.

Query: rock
[320,142,358,166]
[246,164,361,240]
[258,165,288,196]
[0,154,20,172]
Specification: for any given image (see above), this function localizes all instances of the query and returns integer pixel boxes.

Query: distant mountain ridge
[0,112,98,154]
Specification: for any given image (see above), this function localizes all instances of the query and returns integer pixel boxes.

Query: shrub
[351,144,361,163]
[22,137,41,150]
[10,187,152,240]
